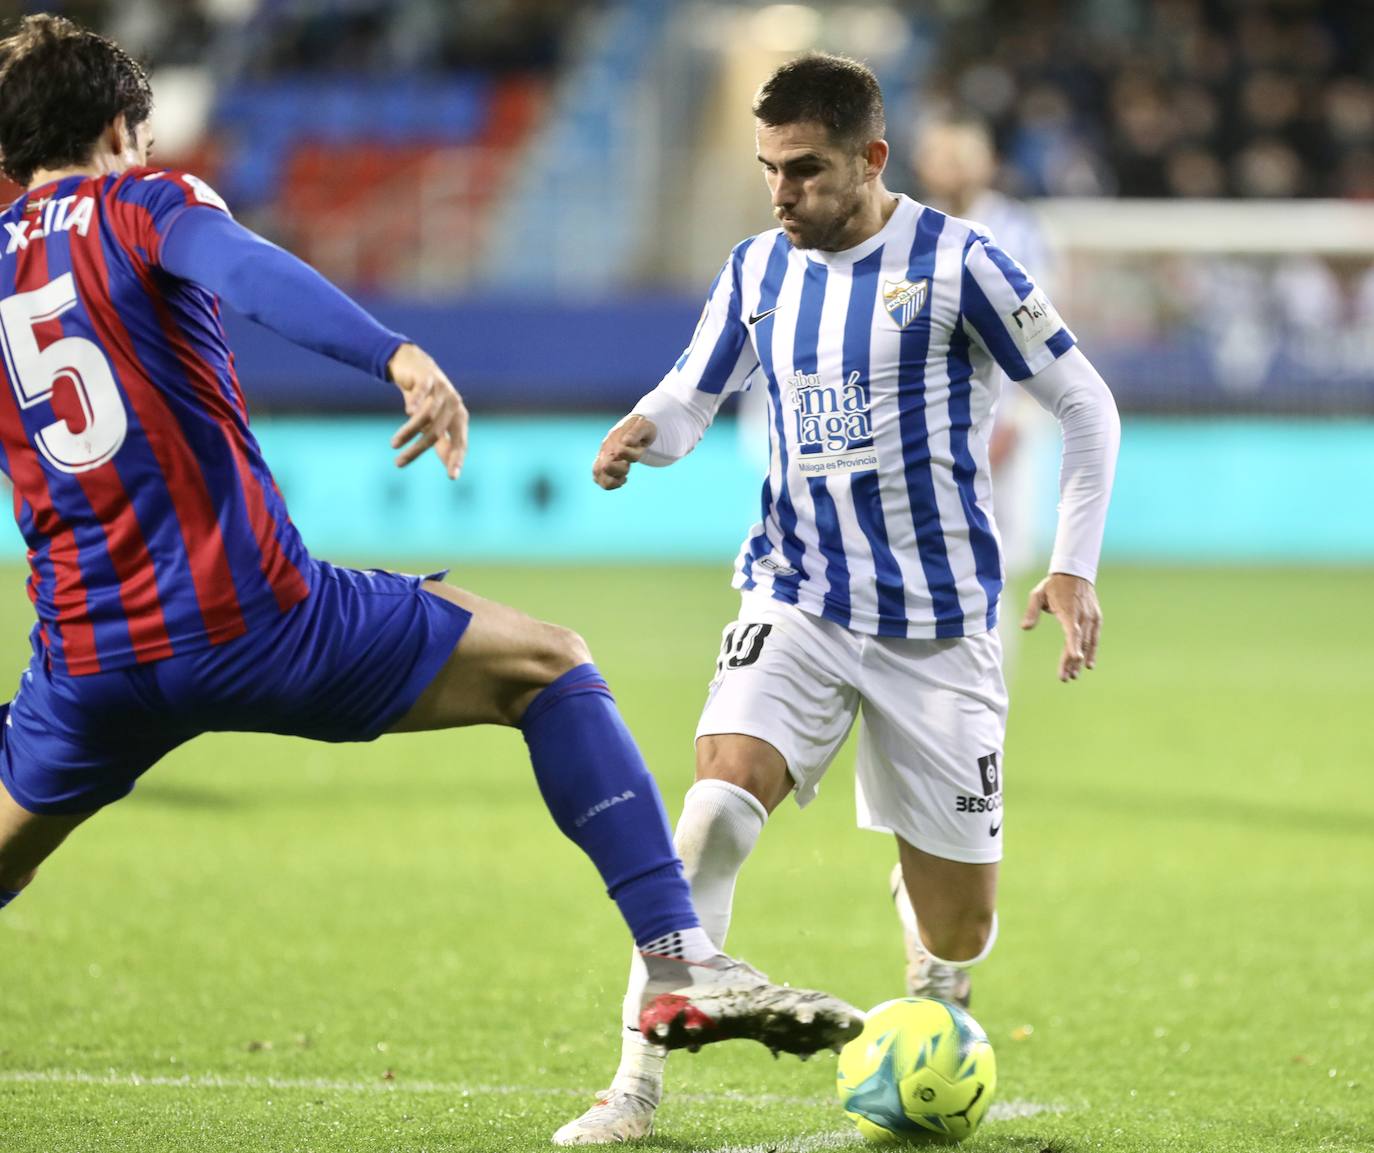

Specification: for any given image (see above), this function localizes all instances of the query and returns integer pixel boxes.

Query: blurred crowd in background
[932,0,1374,200]
[30,0,1374,203]
[22,0,584,73]
[5,0,1373,414]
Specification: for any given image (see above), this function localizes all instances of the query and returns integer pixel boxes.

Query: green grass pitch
[1,563,1371,1152]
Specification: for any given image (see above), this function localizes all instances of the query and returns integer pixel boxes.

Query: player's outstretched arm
[158,203,465,477]
[1017,345,1121,683]
[593,243,760,492]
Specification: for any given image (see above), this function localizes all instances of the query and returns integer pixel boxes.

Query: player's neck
[828,185,899,252]
[28,157,128,191]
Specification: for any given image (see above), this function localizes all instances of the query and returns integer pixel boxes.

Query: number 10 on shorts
[714,623,773,676]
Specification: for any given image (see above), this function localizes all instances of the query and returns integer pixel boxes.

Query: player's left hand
[1020,572,1101,683]
[387,343,468,479]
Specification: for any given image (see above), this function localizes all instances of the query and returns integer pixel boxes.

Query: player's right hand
[1021,572,1102,683]
[593,414,657,490]
[387,343,468,479]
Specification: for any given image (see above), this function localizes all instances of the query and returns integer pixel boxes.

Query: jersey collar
[803,193,919,267]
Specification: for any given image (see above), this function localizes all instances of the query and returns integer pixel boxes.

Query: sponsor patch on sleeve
[1006,290,1062,351]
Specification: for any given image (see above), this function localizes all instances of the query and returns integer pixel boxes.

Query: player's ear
[103,114,128,160]
[863,138,889,183]
[108,113,140,163]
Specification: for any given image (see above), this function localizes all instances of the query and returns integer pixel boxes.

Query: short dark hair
[752,53,885,150]
[0,14,153,185]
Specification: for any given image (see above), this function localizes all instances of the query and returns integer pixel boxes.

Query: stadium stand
[924,0,1374,200]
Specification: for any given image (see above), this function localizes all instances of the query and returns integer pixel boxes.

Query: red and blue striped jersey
[0,168,312,676]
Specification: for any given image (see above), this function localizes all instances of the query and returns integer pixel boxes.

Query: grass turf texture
[1,564,1371,1153]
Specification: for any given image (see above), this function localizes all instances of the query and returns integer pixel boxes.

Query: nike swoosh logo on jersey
[748,306,779,326]
[988,819,1002,837]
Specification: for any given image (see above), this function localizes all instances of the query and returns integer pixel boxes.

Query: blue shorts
[0,560,472,815]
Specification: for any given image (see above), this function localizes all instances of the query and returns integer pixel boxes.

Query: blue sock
[0,888,19,909]
[521,663,700,947]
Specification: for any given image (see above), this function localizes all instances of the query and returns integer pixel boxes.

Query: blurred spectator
[1233,138,1304,198]
[16,1,586,75]
[239,0,579,76]
[926,0,1374,199]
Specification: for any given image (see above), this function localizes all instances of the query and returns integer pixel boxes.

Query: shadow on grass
[126,780,241,810]
[1002,1139,1077,1153]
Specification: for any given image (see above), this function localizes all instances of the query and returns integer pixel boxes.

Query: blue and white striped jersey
[654,194,1076,639]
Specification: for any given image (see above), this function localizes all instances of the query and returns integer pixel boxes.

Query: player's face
[756,120,870,251]
[915,125,995,204]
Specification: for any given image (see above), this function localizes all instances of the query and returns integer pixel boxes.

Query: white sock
[638,926,716,963]
[668,778,769,944]
[612,779,768,1097]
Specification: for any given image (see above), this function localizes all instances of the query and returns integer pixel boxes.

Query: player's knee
[546,624,593,676]
[499,624,593,726]
[694,736,790,812]
[524,622,591,686]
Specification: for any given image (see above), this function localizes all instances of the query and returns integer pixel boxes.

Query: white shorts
[695,592,1008,864]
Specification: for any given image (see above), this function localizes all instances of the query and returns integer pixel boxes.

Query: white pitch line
[713,1133,864,1153]
[681,1104,1063,1153]
[0,1070,827,1105]
[0,1070,1063,1124]
[989,1098,1065,1121]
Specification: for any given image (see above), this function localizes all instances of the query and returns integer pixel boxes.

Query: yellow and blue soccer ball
[836,997,997,1144]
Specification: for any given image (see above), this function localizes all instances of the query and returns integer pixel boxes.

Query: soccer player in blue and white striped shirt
[555,54,1120,1145]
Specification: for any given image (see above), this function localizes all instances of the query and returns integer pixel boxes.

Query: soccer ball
[836,997,997,1145]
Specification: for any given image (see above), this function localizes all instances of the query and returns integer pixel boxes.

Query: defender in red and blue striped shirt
[0,166,315,675]
[0,15,865,1068]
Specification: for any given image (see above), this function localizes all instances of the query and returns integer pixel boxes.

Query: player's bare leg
[555,733,799,1145]
[0,786,94,908]
[388,581,593,731]
[694,733,795,811]
[891,839,999,1007]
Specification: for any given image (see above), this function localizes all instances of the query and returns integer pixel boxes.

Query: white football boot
[552,1084,658,1146]
[637,951,864,1055]
[890,863,972,1008]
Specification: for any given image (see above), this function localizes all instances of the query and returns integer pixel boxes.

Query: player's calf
[918,906,996,964]
[890,863,998,1008]
[0,787,93,908]
[891,840,999,1010]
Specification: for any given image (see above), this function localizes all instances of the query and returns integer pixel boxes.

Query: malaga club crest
[883,277,929,330]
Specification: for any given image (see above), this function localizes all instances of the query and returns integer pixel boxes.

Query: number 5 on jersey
[0,271,128,474]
